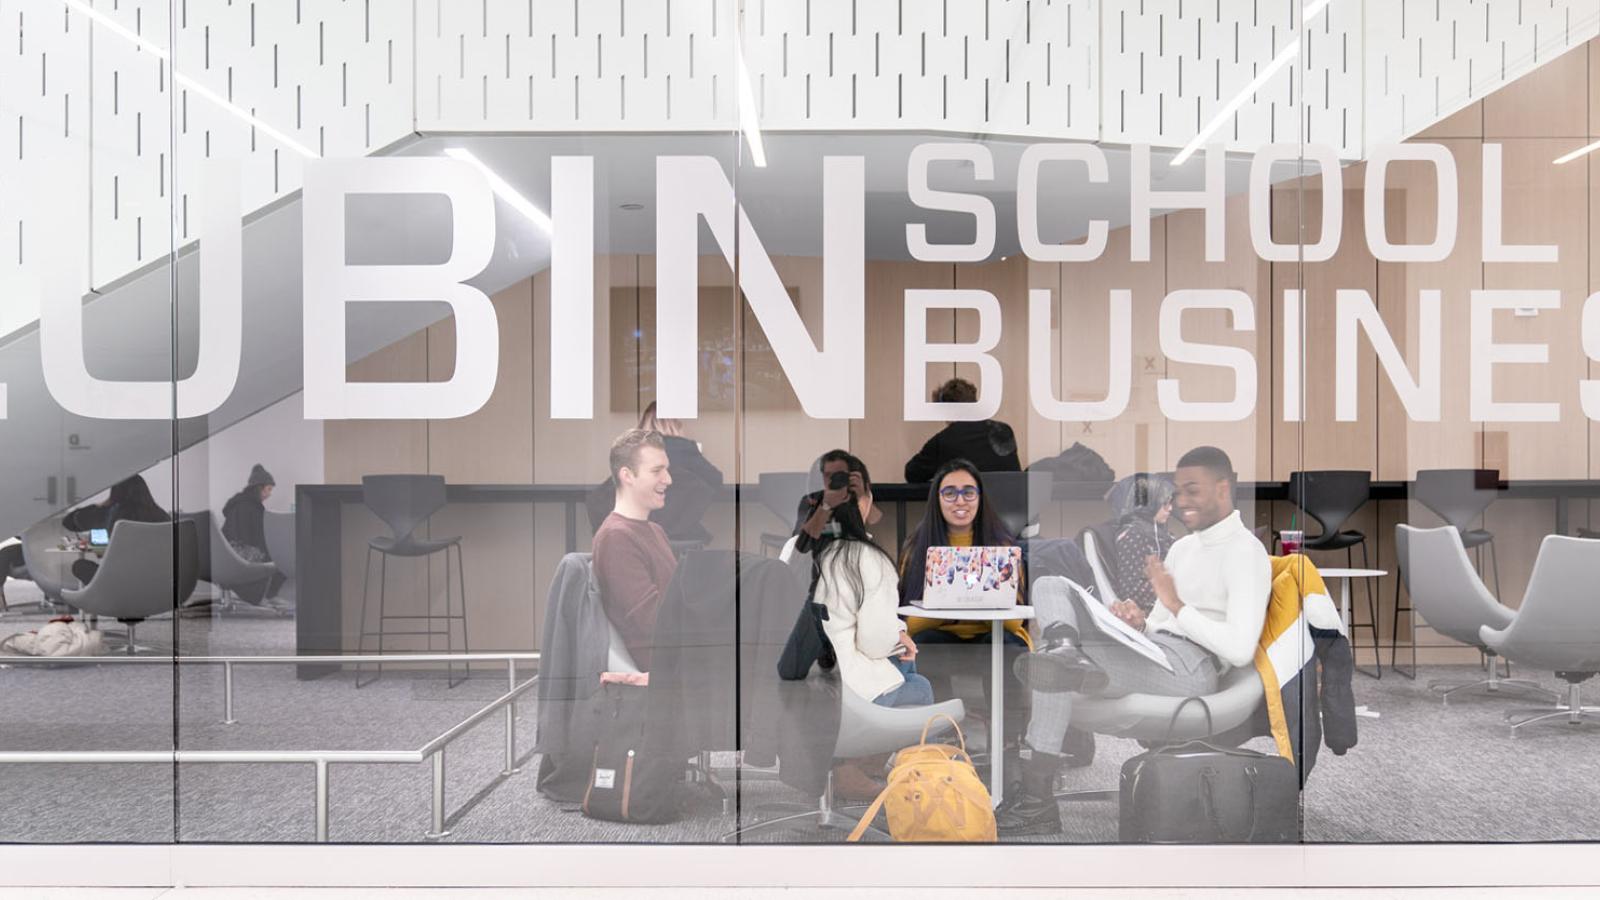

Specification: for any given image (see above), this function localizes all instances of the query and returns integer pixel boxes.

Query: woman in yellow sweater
[898,460,1031,746]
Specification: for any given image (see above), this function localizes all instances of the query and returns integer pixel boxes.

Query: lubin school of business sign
[24,142,1600,427]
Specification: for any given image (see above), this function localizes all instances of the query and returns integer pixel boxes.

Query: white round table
[1319,567,1386,678]
[898,604,1034,807]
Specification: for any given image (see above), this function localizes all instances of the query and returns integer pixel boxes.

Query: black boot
[1013,642,1109,694]
[995,749,1063,837]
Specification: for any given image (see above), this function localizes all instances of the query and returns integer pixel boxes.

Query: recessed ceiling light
[620,203,645,211]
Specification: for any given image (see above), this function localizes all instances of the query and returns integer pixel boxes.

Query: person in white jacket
[810,464,933,710]
[997,445,1272,837]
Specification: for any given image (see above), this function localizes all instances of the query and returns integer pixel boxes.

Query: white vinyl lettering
[1470,290,1560,422]
[301,158,499,420]
[550,156,595,419]
[1157,289,1257,422]
[1017,144,1109,263]
[40,161,242,420]
[1132,143,1227,262]
[904,289,1003,422]
[655,156,865,419]
[1028,288,1131,421]
[906,143,997,262]
[1364,143,1458,263]
[1249,144,1342,263]
[1335,289,1441,422]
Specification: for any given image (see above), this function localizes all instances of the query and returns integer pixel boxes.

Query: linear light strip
[1554,139,1600,165]
[62,0,319,159]
[1171,0,1334,167]
[736,35,768,168]
[443,148,553,232]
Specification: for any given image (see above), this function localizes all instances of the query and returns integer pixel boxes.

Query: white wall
[136,392,323,518]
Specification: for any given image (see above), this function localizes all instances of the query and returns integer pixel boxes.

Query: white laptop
[918,545,1022,610]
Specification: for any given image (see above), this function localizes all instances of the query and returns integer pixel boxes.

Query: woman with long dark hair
[899,459,1030,649]
[811,461,931,709]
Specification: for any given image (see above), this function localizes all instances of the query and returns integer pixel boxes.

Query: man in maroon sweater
[592,428,679,670]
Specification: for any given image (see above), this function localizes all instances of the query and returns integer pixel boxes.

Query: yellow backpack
[846,713,997,843]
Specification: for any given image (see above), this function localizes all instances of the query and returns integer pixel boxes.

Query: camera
[827,470,850,491]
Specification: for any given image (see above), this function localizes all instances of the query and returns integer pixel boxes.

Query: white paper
[1073,582,1175,672]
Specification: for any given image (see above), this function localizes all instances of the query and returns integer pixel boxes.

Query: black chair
[1286,470,1381,676]
[1393,469,1502,677]
[356,475,469,688]
[981,470,1053,539]
[757,471,815,556]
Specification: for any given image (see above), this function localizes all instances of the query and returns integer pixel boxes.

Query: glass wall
[3,0,1599,851]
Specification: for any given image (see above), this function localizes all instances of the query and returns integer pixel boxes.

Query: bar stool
[1393,469,1502,677]
[1286,470,1381,674]
[356,474,469,688]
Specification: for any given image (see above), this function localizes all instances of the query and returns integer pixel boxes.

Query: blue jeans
[874,656,936,708]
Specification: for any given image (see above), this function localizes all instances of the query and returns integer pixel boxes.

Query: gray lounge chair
[1397,524,1555,704]
[1480,535,1600,737]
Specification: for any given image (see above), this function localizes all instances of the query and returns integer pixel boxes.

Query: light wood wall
[323,40,1600,660]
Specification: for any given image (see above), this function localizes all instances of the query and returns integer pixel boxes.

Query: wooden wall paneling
[1592,151,1600,481]
[952,258,1038,534]
[1269,177,1379,480]
[1482,498,1564,618]
[1376,140,1484,480]
[1418,101,1484,140]
[1484,43,1589,139]
[427,501,538,653]
[685,255,738,550]
[532,256,642,486]
[1162,193,1273,488]
[1481,139,1588,481]
[424,280,538,659]
[741,256,850,474]
[530,256,641,649]
[426,281,536,484]
[953,257,1031,451]
[322,331,429,483]
[1058,225,1170,485]
[1024,259,1066,539]
[1591,37,1600,138]
[736,256,852,552]
[853,260,957,489]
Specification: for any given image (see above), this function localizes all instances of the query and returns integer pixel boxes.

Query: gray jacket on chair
[533,552,610,759]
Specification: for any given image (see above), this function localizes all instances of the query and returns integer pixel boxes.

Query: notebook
[919,545,1022,610]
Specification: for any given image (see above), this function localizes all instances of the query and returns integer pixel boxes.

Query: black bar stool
[356,474,469,688]
[1393,469,1502,677]
[1286,470,1381,676]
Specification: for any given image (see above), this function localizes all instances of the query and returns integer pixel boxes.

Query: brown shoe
[830,760,886,803]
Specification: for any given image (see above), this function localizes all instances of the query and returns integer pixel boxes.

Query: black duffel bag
[1118,697,1298,843]
[580,682,686,824]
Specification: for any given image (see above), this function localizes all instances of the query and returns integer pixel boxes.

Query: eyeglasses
[938,486,981,502]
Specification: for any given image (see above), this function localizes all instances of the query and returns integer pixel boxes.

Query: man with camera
[791,450,881,556]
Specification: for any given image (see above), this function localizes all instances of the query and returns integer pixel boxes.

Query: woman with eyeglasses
[898,460,1032,748]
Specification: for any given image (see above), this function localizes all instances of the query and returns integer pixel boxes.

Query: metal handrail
[0,651,541,726]
[0,651,540,842]
[0,652,543,664]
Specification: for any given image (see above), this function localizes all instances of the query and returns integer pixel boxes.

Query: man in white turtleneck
[997,445,1272,836]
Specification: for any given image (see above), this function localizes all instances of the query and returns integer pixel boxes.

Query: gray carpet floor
[3,588,1599,845]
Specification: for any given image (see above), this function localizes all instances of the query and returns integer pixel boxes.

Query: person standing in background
[904,378,1022,483]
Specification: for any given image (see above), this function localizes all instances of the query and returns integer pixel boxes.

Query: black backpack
[1028,442,1116,483]
[581,682,685,824]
